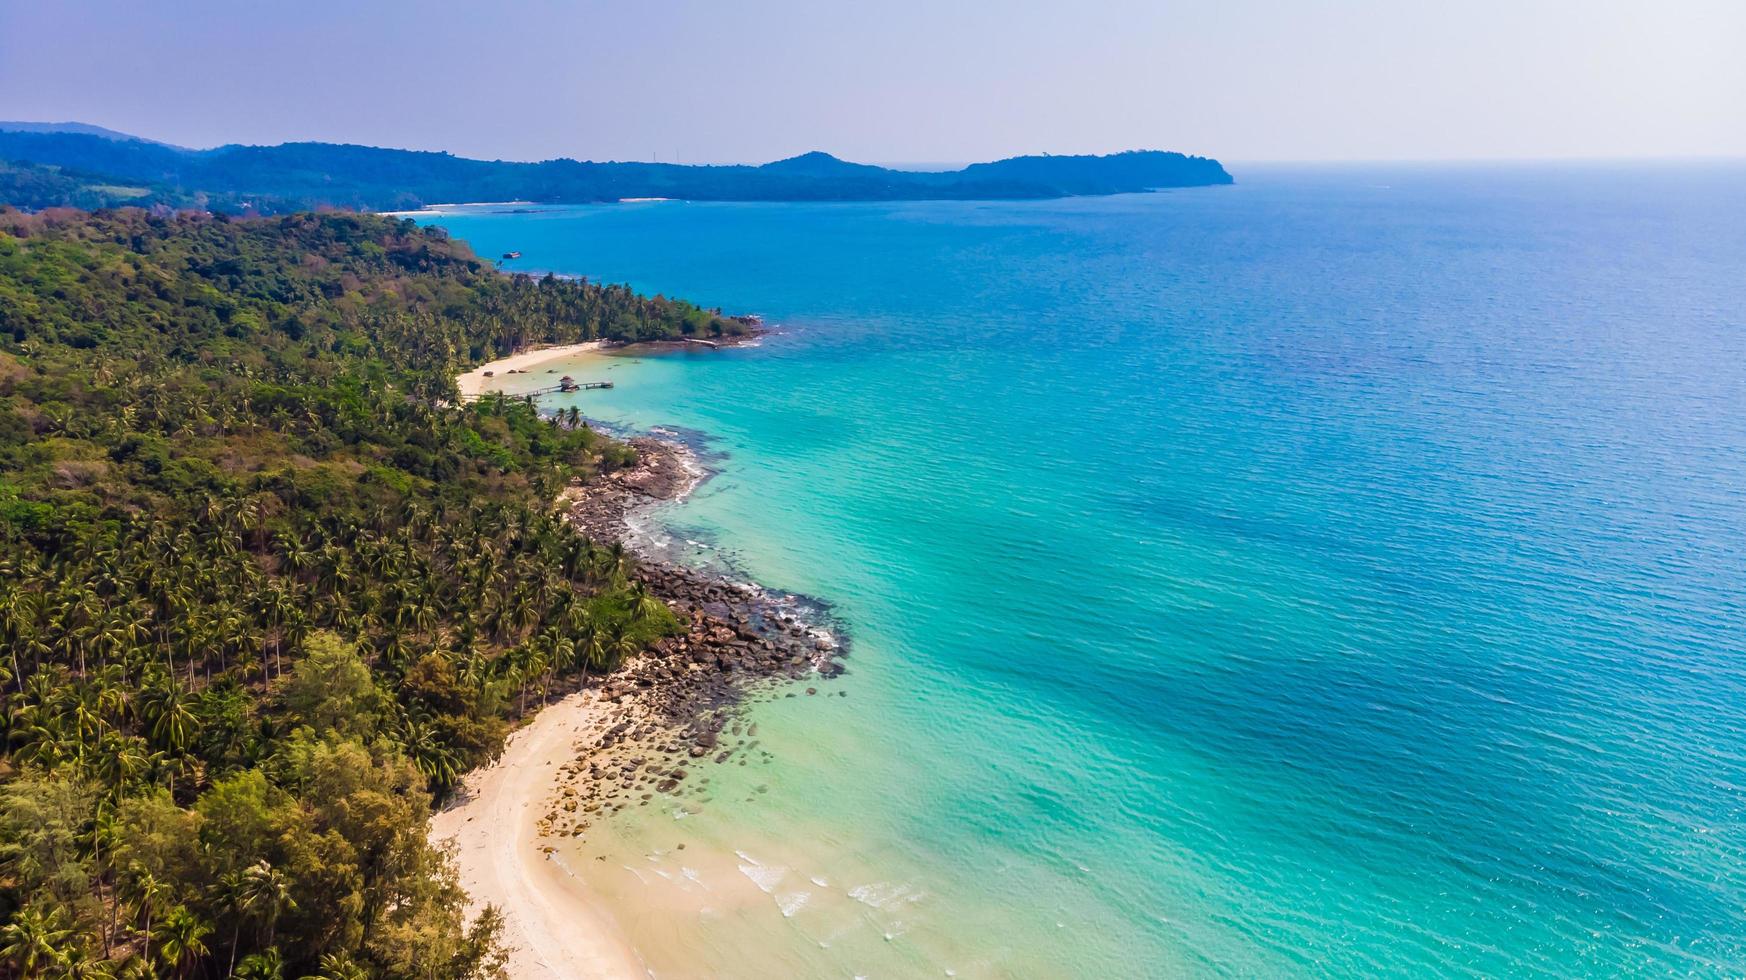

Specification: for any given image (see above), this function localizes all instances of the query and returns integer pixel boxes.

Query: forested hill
[0,127,1233,214]
[0,208,716,976]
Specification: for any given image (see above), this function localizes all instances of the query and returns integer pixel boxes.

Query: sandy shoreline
[430,693,646,979]
[379,201,539,217]
[434,349,839,978]
[455,342,606,399]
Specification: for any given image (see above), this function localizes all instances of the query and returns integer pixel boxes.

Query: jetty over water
[461,377,612,403]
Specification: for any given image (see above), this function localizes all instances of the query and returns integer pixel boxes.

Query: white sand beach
[455,342,607,399]
[429,691,645,980]
[436,347,642,979]
[379,201,540,217]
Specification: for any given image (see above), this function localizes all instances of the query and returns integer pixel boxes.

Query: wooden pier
[461,379,612,402]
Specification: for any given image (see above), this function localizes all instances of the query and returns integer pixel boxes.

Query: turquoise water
[421,164,1746,976]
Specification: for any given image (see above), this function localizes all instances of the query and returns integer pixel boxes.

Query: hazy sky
[3,0,1741,164]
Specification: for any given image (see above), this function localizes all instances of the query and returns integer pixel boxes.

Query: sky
[2,0,1742,165]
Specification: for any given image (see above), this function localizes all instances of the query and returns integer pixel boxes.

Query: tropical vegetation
[0,207,710,976]
[0,160,288,216]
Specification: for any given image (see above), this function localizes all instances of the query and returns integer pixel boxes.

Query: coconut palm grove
[0,207,741,976]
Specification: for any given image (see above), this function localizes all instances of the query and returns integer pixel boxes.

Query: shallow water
[420,163,1746,976]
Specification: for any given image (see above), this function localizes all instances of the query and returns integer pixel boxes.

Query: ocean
[417,162,1746,976]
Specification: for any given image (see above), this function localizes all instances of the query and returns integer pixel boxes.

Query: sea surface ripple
[421,163,1746,976]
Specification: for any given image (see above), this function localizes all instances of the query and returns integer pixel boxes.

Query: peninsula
[0,207,802,976]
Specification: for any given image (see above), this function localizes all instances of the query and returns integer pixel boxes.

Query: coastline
[379,197,671,219]
[453,326,769,401]
[433,348,841,977]
[429,693,647,979]
[379,201,540,218]
[454,341,606,399]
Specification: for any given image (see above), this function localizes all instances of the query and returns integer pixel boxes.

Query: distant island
[0,122,1233,215]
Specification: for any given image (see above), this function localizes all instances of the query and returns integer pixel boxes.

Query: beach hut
[559,375,579,392]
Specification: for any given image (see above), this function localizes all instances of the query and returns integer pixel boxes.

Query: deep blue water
[422,163,1746,975]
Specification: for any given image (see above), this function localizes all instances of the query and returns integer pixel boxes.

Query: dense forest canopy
[0,208,714,977]
[0,126,1233,214]
[0,160,302,217]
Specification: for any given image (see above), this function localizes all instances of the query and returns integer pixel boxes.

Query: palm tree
[545,634,574,703]
[88,801,123,955]
[299,952,369,980]
[0,591,38,690]
[510,645,546,715]
[140,681,198,754]
[607,621,638,673]
[239,859,297,949]
[401,716,461,791]
[575,622,604,693]
[0,904,72,976]
[156,905,211,978]
[626,580,663,621]
[235,947,285,980]
[92,733,150,789]
[126,867,172,968]
[604,541,630,583]
[56,945,117,979]
[240,492,282,555]
[216,867,251,976]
